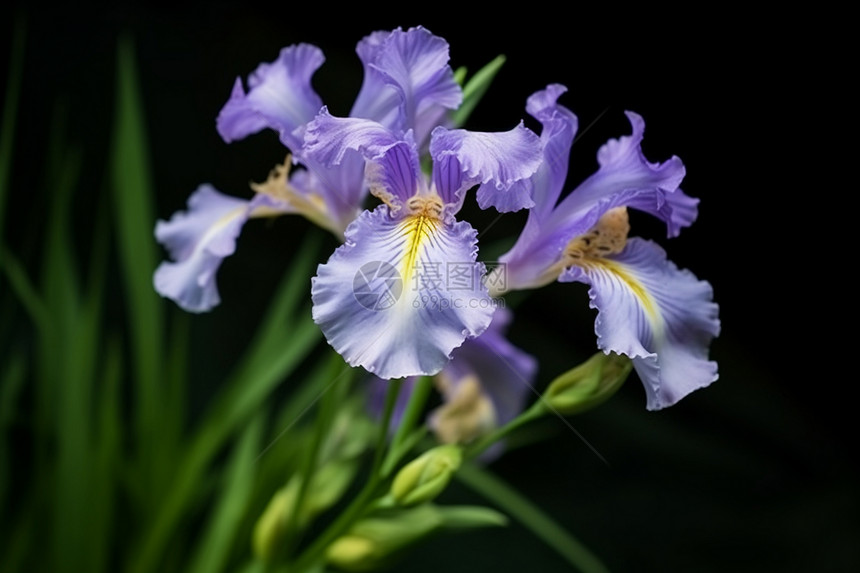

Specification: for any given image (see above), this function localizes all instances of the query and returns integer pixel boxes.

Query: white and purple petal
[216,44,325,151]
[311,206,494,379]
[430,123,543,211]
[559,238,720,410]
[153,185,286,312]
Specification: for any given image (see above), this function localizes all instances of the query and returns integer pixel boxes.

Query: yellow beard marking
[249,155,340,236]
[397,195,444,284]
[558,207,660,326]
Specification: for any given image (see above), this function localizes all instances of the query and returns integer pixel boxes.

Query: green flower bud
[252,459,358,561]
[542,352,633,415]
[390,445,462,506]
[326,506,443,571]
[252,481,298,561]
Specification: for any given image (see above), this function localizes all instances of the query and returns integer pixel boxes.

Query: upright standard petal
[430,123,543,211]
[559,238,720,410]
[351,26,462,146]
[154,185,254,312]
[311,207,494,379]
[216,44,325,150]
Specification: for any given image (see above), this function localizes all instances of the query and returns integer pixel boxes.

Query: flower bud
[252,482,297,561]
[542,352,632,415]
[390,445,462,506]
[326,506,442,571]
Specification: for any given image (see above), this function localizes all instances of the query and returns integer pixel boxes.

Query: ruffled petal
[153,185,257,312]
[216,44,325,150]
[352,26,461,147]
[559,238,720,410]
[524,84,578,220]
[552,111,693,237]
[430,123,542,211]
[311,206,494,379]
[304,110,420,207]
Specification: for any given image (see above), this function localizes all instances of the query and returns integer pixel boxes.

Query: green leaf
[110,32,164,494]
[456,462,609,573]
[127,231,323,573]
[450,55,506,128]
[187,414,265,573]
[435,505,509,529]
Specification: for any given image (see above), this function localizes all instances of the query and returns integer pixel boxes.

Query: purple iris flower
[154,27,463,312]
[368,308,537,449]
[305,107,542,379]
[494,84,720,410]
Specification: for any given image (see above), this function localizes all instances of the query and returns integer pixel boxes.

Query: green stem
[290,379,403,572]
[381,376,432,476]
[465,402,543,460]
[456,463,609,573]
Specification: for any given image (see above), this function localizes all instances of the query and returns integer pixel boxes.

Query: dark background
[3,3,854,572]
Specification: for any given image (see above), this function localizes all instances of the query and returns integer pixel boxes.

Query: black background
[2,3,854,572]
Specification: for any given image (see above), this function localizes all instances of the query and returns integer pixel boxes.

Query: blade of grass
[127,232,323,573]
[90,337,124,573]
[187,413,265,573]
[110,32,164,499]
[456,462,609,573]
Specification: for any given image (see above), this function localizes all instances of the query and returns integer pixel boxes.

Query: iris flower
[493,84,720,410]
[369,308,536,449]
[306,108,542,379]
[154,26,463,312]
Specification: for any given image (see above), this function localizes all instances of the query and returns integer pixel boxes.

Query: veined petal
[311,206,494,379]
[304,110,420,207]
[362,26,462,146]
[350,30,400,123]
[524,84,578,220]
[430,123,542,211]
[552,111,693,237]
[216,44,325,150]
[559,238,720,410]
[154,185,254,312]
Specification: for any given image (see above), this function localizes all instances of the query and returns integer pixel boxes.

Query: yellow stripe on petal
[399,214,439,284]
[397,195,445,284]
[584,257,665,341]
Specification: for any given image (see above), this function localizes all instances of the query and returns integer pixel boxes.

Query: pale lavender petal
[154,185,253,312]
[364,26,462,145]
[304,110,420,206]
[216,44,325,150]
[311,206,494,379]
[552,111,692,237]
[524,84,578,220]
[559,238,720,410]
[350,30,400,123]
[430,123,542,211]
